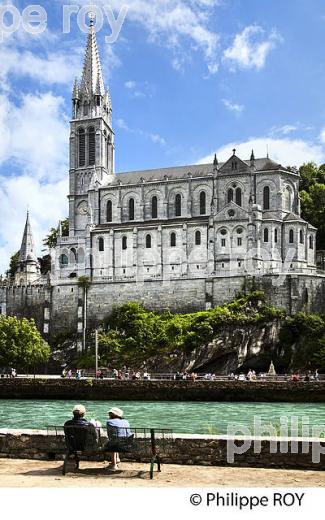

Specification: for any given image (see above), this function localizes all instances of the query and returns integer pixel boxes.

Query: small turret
[15,212,40,285]
[213,153,218,171]
[250,149,255,168]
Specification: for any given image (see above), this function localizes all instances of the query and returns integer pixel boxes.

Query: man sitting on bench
[106,407,132,471]
[64,404,98,449]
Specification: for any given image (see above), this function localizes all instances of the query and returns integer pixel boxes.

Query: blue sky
[1,0,325,274]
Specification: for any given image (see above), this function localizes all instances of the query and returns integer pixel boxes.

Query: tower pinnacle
[19,211,37,263]
[79,19,105,98]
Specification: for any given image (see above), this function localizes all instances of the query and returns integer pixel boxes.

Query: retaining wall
[1,379,325,402]
[0,429,324,470]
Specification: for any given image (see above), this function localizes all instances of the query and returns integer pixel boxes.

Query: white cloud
[125,80,137,89]
[270,124,298,136]
[117,118,166,146]
[0,90,70,274]
[223,25,282,70]
[222,99,244,114]
[320,126,325,144]
[73,0,220,73]
[198,137,325,167]
[0,92,69,180]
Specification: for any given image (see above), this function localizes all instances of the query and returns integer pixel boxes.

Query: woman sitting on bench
[106,407,132,471]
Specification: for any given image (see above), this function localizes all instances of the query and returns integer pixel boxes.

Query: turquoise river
[1,400,325,435]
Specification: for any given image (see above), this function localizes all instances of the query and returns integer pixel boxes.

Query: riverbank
[1,378,325,402]
[0,459,323,488]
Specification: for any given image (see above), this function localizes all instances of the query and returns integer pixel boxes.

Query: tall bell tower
[68,16,115,236]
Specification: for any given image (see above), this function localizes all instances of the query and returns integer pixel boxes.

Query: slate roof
[111,157,284,186]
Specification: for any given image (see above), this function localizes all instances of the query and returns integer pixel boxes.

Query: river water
[1,400,325,435]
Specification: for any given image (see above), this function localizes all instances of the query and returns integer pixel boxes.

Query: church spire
[79,19,106,98]
[19,212,37,263]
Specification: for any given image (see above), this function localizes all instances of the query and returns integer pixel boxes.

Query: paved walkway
[0,459,323,487]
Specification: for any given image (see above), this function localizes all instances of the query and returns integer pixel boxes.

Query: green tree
[43,218,69,249]
[8,251,20,279]
[299,163,325,249]
[0,316,50,369]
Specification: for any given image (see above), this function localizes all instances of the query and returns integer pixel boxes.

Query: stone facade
[1,19,325,339]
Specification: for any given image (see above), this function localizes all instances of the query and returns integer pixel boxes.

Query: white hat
[108,407,124,418]
[73,404,86,415]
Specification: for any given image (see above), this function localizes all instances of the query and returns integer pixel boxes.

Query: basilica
[1,19,324,337]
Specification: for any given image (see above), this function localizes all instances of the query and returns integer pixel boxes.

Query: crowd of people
[64,404,131,471]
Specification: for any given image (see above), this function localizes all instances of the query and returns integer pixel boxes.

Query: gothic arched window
[152,196,158,219]
[274,228,278,243]
[146,234,152,249]
[170,232,176,247]
[309,235,314,249]
[88,126,96,166]
[98,237,104,252]
[106,200,112,222]
[263,186,270,210]
[200,191,206,215]
[235,188,242,207]
[264,228,269,242]
[78,128,85,167]
[60,254,68,266]
[228,188,234,203]
[129,198,135,221]
[300,230,304,244]
[195,230,201,245]
[284,186,292,212]
[289,229,294,244]
[122,236,127,250]
[175,194,182,217]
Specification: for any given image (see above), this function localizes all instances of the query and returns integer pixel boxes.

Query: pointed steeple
[80,20,105,98]
[19,212,37,263]
[250,149,255,167]
[213,154,218,171]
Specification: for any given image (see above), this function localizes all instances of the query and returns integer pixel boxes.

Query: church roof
[79,19,106,98]
[111,157,285,185]
[19,212,37,263]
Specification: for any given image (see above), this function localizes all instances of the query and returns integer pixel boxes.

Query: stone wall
[0,429,324,470]
[1,379,325,402]
[1,271,325,339]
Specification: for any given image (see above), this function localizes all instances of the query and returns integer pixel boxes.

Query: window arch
[175,194,182,217]
[264,228,269,242]
[274,228,278,243]
[78,128,85,167]
[106,200,112,222]
[98,237,104,252]
[146,234,152,249]
[60,254,68,266]
[235,187,242,207]
[129,198,135,221]
[199,191,206,215]
[70,248,77,264]
[284,186,292,211]
[170,232,176,247]
[88,126,96,166]
[195,230,201,246]
[300,230,304,244]
[228,188,234,203]
[289,229,294,244]
[152,196,158,219]
[309,235,314,249]
[263,186,270,210]
[122,236,127,250]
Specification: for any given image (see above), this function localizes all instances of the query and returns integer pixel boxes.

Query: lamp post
[95,329,99,377]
